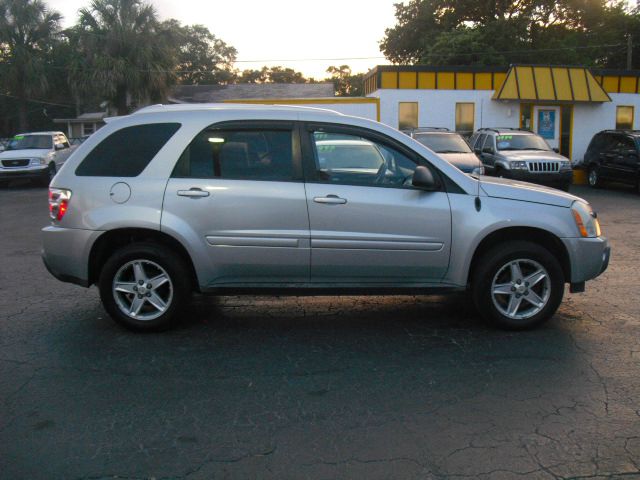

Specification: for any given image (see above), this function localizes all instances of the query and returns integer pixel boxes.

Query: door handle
[313,195,347,205]
[177,188,210,198]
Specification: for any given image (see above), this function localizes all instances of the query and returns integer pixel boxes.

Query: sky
[48,0,400,79]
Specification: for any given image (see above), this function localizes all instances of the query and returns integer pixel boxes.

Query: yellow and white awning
[493,65,610,103]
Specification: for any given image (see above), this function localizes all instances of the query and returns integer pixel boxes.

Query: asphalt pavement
[0,182,639,479]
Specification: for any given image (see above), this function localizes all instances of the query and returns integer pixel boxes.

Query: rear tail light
[49,188,72,221]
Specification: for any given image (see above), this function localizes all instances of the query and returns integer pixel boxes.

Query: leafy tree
[326,65,364,96]
[70,0,175,115]
[380,0,640,68]
[161,20,236,85]
[236,68,268,83]
[236,66,308,84]
[0,0,62,130]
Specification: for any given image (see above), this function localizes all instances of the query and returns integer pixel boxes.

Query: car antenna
[475,174,482,211]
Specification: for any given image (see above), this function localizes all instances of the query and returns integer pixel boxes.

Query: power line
[15,42,628,76]
[0,92,74,108]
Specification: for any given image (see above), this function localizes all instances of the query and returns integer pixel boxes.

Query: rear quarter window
[75,123,181,177]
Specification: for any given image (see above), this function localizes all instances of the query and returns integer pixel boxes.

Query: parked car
[42,104,609,332]
[469,128,573,191]
[0,131,75,186]
[403,127,484,175]
[583,130,640,193]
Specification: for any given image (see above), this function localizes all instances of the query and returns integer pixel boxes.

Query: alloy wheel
[491,258,551,321]
[112,259,173,321]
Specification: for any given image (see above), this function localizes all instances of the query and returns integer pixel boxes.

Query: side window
[59,134,70,148]
[308,130,418,187]
[482,135,495,152]
[474,134,487,150]
[76,123,181,177]
[173,128,293,181]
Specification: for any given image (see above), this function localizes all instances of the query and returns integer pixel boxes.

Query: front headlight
[510,161,528,170]
[471,166,485,175]
[560,161,572,171]
[29,157,46,166]
[571,201,602,238]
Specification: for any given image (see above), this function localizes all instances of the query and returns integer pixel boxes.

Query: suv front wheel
[472,241,564,329]
[98,243,191,331]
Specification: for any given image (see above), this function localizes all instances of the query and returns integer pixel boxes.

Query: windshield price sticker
[13,135,24,140]
[497,135,513,140]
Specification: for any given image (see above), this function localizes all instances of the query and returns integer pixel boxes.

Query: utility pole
[627,34,633,70]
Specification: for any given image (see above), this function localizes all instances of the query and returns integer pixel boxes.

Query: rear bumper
[41,226,103,287]
[561,236,610,284]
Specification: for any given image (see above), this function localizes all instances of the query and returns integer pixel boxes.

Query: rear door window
[75,123,181,177]
[172,125,295,181]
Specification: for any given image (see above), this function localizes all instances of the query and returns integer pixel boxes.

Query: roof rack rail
[402,126,450,133]
[600,129,640,134]
[477,127,532,134]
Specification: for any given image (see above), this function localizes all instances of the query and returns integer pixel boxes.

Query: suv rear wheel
[98,243,191,331]
[472,241,564,330]
[587,165,602,188]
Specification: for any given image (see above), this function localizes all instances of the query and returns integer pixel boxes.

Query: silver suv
[469,128,573,191]
[42,105,610,331]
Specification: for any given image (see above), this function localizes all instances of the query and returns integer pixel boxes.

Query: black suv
[584,130,640,193]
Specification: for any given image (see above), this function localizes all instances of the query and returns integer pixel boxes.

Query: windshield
[496,134,550,151]
[7,135,53,151]
[413,133,472,153]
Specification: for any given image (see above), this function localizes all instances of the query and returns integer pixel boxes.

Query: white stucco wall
[369,90,519,132]
[369,89,640,162]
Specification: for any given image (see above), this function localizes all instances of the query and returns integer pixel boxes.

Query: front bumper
[0,165,48,180]
[561,236,610,284]
[42,226,103,287]
[504,170,573,187]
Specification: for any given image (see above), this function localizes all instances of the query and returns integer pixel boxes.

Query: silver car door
[302,124,452,285]
[162,121,310,288]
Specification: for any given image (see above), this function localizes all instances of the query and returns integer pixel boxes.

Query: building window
[83,123,95,136]
[398,102,418,130]
[616,106,634,130]
[455,103,475,137]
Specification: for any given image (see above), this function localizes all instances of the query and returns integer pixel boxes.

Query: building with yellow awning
[363,64,640,163]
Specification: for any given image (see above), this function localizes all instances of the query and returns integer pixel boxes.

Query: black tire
[37,163,56,187]
[98,242,192,332]
[471,241,564,330]
[587,165,602,188]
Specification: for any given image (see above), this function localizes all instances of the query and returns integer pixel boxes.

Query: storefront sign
[538,110,556,139]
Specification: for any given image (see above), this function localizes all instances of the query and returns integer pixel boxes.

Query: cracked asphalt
[0,182,639,480]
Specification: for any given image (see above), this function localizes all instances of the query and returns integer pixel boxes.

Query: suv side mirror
[54,143,64,150]
[482,146,494,155]
[474,147,481,155]
[412,166,438,190]
[552,147,560,153]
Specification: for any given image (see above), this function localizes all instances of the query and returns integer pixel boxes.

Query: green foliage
[381,0,640,68]
[161,19,237,85]
[0,0,62,130]
[326,65,365,96]
[69,0,175,115]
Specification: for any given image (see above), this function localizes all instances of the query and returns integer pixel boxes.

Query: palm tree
[0,0,62,131]
[71,0,175,115]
